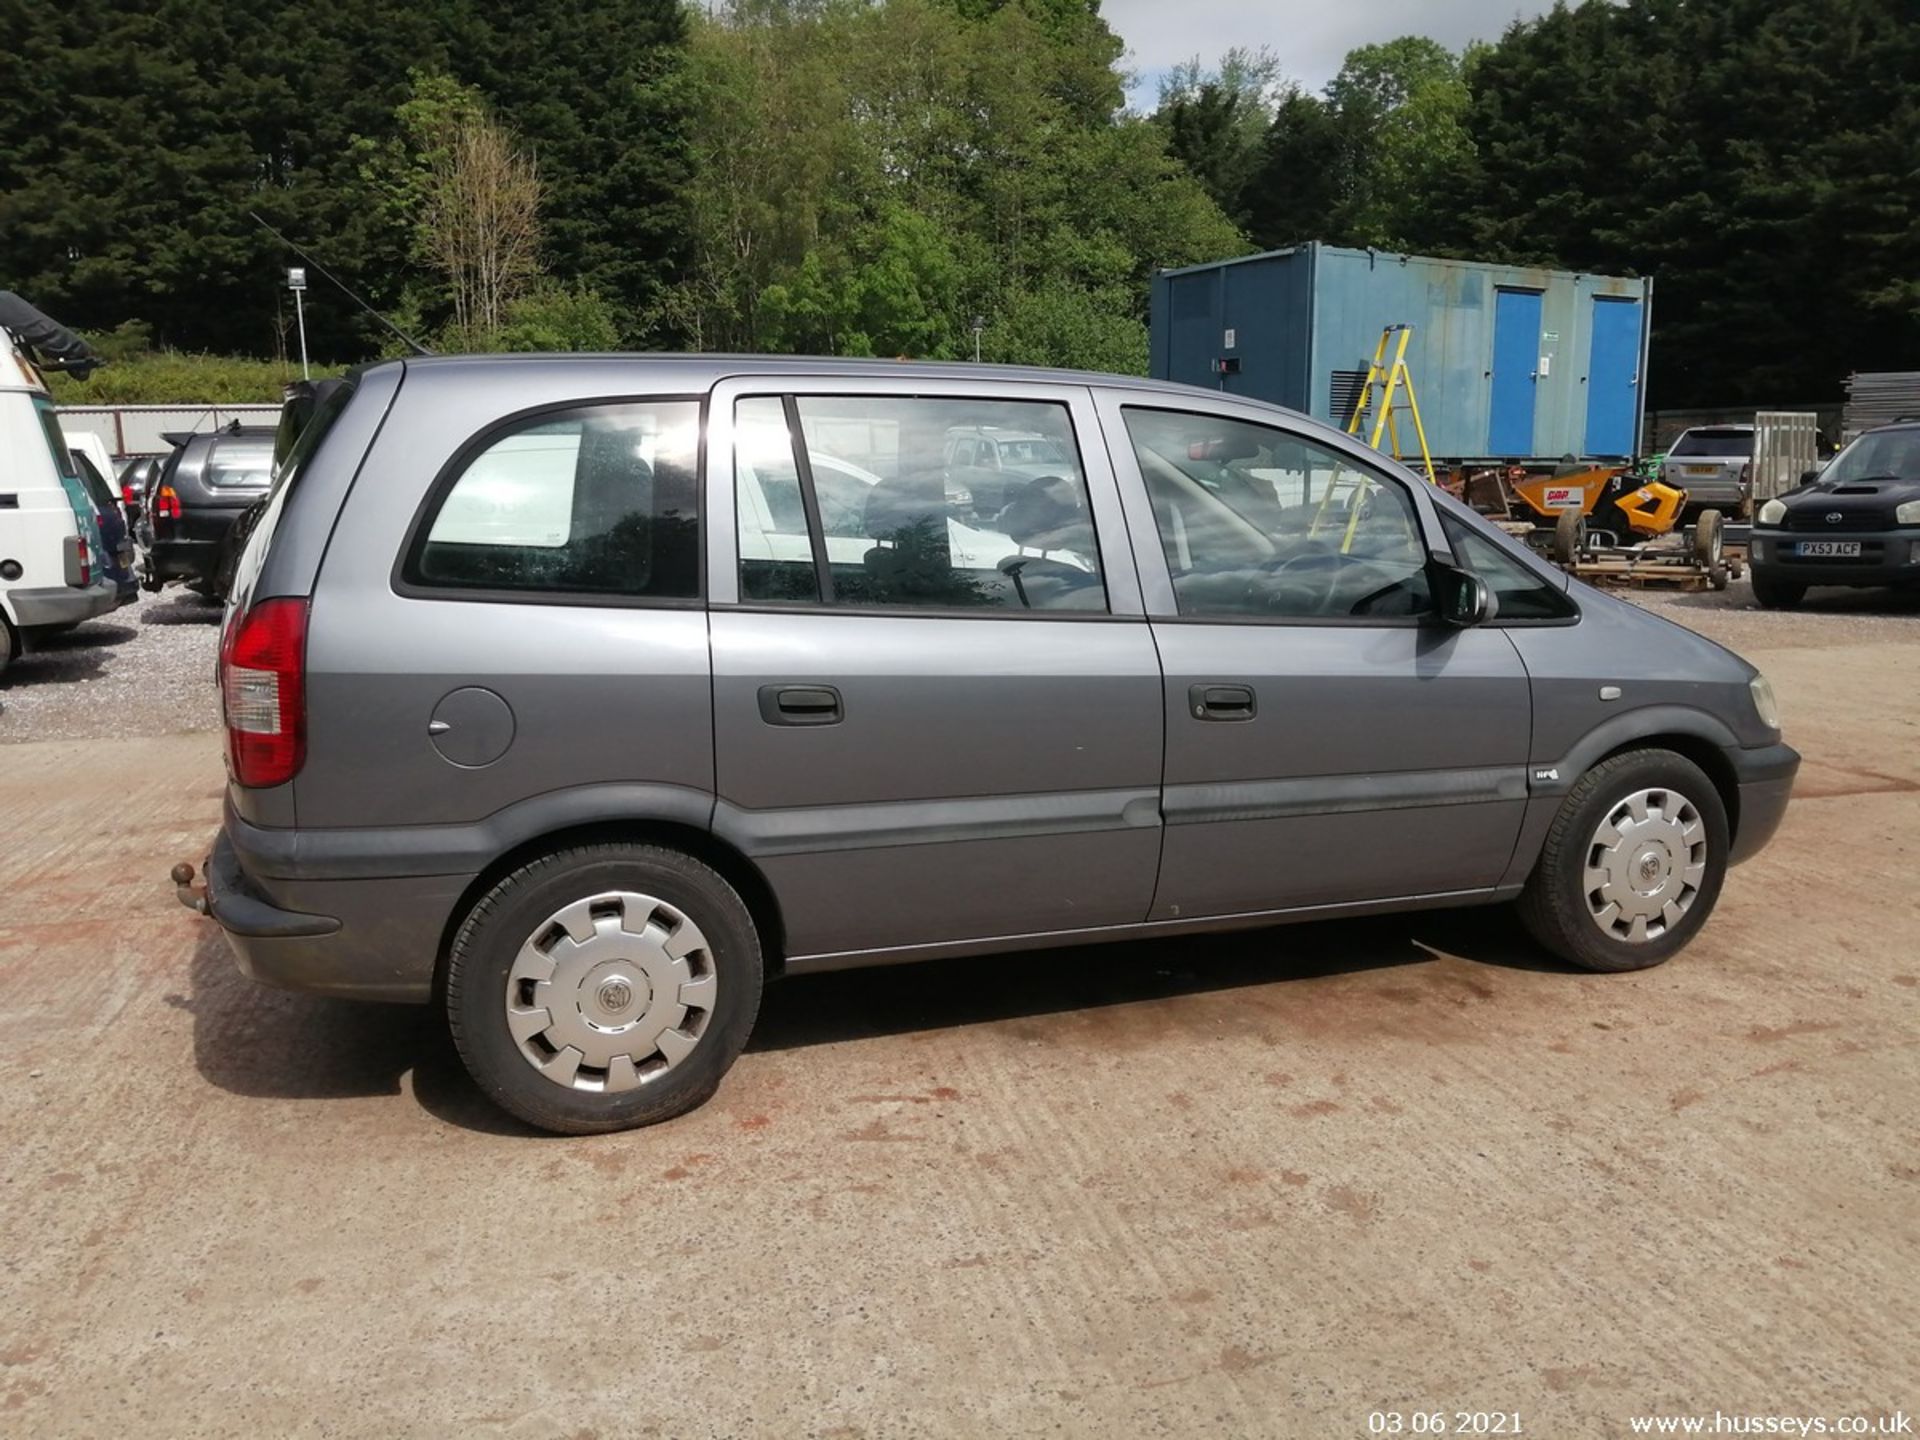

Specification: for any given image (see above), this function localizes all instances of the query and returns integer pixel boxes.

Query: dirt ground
[0,580,1915,1437]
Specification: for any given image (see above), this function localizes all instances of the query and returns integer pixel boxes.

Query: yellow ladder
[1344,324,1437,486]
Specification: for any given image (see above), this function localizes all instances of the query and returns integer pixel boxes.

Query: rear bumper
[208,827,462,1004]
[7,580,118,629]
[146,536,222,583]
[1728,741,1799,865]
[1750,529,1920,588]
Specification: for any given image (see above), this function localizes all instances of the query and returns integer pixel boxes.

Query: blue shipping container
[1149,244,1653,462]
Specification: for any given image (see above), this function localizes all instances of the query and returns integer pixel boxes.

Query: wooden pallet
[1568,552,1742,591]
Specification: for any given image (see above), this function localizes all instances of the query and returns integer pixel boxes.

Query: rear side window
[407,400,701,600]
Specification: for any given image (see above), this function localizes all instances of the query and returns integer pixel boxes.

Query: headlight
[1750,674,1781,731]
[1896,499,1920,525]
[1757,498,1787,526]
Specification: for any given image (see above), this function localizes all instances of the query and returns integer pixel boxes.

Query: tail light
[64,533,91,587]
[154,484,182,534]
[219,598,308,787]
[120,481,141,512]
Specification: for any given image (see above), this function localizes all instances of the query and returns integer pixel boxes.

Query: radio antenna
[249,211,433,356]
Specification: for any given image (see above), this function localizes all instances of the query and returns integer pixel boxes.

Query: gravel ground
[0,589,222,741]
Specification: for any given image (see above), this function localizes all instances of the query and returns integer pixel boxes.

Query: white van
[0,331,117,672]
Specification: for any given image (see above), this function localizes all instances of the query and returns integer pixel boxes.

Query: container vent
[1329,370,1368,426]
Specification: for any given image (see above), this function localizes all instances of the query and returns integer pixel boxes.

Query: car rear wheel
[446,843,764,1134]
[1751,569,1805,609]
[1516,749,1729,973]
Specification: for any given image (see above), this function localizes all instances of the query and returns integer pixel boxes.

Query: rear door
[706,376,1163,964]
[1095,391,1533,922]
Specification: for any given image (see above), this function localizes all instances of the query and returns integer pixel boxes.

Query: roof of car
[378,351,1225,398]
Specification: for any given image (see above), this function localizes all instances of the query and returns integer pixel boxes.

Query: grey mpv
[181,356,1798,1134]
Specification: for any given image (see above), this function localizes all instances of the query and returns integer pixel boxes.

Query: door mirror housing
[1797,468,1821,488]
[1436,565,1497,627]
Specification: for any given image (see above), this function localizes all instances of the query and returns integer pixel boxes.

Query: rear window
[1669,430,1751,457]
[70,450,117,512]
[205,441,275,488]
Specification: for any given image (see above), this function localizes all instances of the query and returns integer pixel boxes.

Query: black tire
[1750,569,1805,609]
[1516,749,1730,973]
[0,613,15,675]
[446,843,764,1134]
[1551,508,1586,563]
[1692,508,1723,567]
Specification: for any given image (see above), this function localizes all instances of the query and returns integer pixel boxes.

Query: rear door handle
[1189,683,1256,721]
[758,684,843,727]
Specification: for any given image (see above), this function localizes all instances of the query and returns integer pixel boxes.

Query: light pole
[971,315,985,364]
[287,266,310,380]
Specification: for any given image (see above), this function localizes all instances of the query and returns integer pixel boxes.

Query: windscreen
[1821,428,1920,485]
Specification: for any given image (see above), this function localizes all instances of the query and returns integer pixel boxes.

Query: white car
[0,325,117,671]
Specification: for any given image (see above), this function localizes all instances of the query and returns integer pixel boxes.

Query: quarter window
[409,401,701,599]
[1122,408,1433,620]
[732,395,1107,613]
[1439,515,1577,620]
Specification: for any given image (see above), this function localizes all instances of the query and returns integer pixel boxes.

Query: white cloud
[1104,0,1556,105]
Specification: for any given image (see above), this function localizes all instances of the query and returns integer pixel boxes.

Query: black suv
[1749,421,1920,608]
[138,424,275,597]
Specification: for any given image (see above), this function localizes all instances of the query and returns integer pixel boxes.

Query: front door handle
[758,684,843,727]
[1189,683,1256,721]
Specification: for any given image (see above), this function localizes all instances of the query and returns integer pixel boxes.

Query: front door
[706,378,1164,964]
[1490,288,1543,457]
[1096,394,1532,922]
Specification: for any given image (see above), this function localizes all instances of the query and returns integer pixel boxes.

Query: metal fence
[1751,412,1820,502]
[55,403,282,457]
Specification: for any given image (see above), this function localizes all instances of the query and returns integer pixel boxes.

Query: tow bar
[172,860,210,916]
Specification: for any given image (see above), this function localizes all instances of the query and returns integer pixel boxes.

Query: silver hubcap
[1583,787,1708,944]
[504,891,717,1093]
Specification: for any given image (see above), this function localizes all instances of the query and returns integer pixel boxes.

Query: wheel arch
[431,819,789,1001]
[1594,731,1741,841]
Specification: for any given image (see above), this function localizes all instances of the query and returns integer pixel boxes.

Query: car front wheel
[1750,569,1805,609]
[1517,749,1730,973]
[446,843,764,1134]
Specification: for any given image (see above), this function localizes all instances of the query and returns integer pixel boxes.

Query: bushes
[45,348,301,405]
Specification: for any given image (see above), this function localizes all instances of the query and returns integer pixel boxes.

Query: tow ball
[172,861,210,916]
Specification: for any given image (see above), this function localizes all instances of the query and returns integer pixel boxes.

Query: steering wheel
[1264,550,1348,614]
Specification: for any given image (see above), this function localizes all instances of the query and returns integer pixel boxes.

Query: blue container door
[1584,297,1642,456]
[1489,288,1542,456]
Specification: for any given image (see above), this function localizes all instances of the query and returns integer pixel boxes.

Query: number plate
[1682,464,1720,475]
[1795,541,1860,557]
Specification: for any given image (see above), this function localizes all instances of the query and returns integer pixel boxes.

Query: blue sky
[1102,0,1557,109]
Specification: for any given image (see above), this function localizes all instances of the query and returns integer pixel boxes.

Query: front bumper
[1750,528,1920,588]
[7,579,118,629]
[1728,741,1799,865]
[202,825,467,1004]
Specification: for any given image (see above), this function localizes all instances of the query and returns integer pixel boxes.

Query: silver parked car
[1663,425,1753,513]
[183,356,1798,1134]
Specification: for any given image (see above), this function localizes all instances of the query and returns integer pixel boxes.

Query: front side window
[408,400,700,599]
[732,394,1106,613]
[1122,408,1433,620]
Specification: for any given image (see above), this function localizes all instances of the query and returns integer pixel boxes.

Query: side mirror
[1797,468,1821,488]
[1437,565,1497,627]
